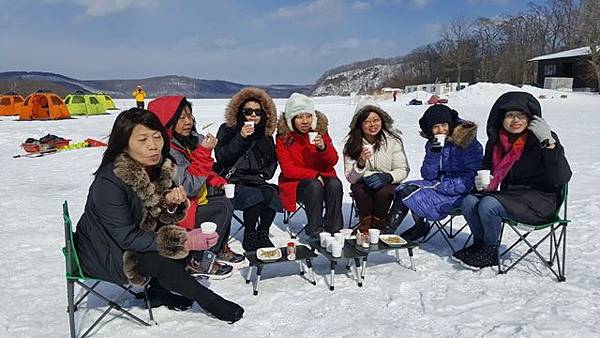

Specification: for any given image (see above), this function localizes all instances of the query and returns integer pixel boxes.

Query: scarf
[487,129,527,191]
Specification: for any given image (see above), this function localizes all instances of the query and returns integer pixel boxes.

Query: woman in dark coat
[74,108,243,323]
[455,92,572,269]
[214,87,282,251]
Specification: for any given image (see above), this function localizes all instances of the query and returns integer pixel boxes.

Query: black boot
[383,199,408,235]
[142,281,193,311]
[242,230,259,252]
[256,230,275,248]
[400,218,430,241]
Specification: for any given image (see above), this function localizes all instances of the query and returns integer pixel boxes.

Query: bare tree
[439,16,474,89]
[579,0,600,90]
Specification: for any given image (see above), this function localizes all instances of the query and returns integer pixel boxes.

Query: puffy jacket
[132,89,146,102]
[400,121,483,221]
[276,111,339,212]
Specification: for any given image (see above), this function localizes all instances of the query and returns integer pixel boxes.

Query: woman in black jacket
[455,92,572,269]
[74,108,243,322]
[214,87,282,251]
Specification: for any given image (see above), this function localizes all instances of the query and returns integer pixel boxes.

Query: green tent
[94,92,117,110]
[64,91,106,116]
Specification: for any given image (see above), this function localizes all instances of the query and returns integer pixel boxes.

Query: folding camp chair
[62,201,156,338]
[421,208,471,253]
[497,185,570,281]
[283,202,309,238]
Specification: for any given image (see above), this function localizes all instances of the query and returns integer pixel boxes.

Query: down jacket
[276,111,339,212]
[400,121,483,221]
[74,154,189,286]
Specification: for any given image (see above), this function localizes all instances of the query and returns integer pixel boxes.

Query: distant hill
[0,71,311,98]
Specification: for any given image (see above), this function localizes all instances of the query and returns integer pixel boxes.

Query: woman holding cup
[276,93,343,237]
[343,99,409,233]
[386,104,483,240]
[455,92,572,268]
[214,87,282,251]
[148,96,242,278]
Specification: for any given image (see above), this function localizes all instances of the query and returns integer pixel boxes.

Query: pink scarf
[487,129,527,191]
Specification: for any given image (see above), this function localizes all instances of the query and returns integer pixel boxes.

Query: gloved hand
[430,139,443,153]
[364,173,393,190]
[474,175,493,191]
[528,116,555,145]
[185,228,219,251]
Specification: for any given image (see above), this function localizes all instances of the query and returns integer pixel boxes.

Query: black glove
[205,297,245,323]
[430,140,443,153]
[364,173,393,190]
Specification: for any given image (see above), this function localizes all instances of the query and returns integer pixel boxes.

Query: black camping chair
[62,201,156,338]
[421,208,471,253]
[497,185,570,281]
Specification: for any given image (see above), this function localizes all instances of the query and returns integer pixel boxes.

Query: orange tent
[19,91,71,120]
[0,93,25,116]
[427,95,448,105]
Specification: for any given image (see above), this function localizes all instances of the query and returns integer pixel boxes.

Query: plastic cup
[331,242,343,257]
[368,229,380,244]
[326,237,334,253]
[434,134,446,147]
[339,228,353,239]
[224,183,235,198]
[308,132,318,144]
[200,221,217,234]
[319,232,330,248]
[363,144,374,153]
[244,121,254,128]
[477,170,491,185]
[333,233,345,244]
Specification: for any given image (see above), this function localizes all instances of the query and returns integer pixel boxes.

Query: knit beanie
[418,104,459,136]
[284,93,317,131]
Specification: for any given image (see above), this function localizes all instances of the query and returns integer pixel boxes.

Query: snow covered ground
[1,83,599,337]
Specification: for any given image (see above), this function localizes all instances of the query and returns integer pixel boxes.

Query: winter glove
[430,140,443,153]
[204,296,245,323]
[364,173,393,190]
[185,228,219,251]
[527,116,555,145]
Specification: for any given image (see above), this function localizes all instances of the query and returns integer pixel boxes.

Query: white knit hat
[284,93,317,131]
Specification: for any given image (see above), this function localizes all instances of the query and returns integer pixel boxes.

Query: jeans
[461,195,510,246]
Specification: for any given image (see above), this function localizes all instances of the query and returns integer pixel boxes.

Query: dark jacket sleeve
[93,176,157,252]
[542,132,572,186]
[437,139,483,196]
[420,141,442,180]
[482,140,493,171]
[261,137,278,180]
[215,123,251,167]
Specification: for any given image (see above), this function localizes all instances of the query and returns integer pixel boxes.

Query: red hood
[148,96,186,129]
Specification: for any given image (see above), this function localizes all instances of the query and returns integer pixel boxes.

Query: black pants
[297,177,343,235]
[136,101,144,109]
[136,252,229,310]
[243,186,277,232]
[196,195,233,253]
[351,181,395,219]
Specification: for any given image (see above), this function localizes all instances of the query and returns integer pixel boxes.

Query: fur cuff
[122,251,150,287]
[159,199,190,224]
[156,225,189,259]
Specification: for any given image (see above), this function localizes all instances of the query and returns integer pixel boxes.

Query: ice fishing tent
[19,91,71,120]
[0,93,25,116]
[427,95,448,105]
[64,91,106,116]
[94,92,117,110]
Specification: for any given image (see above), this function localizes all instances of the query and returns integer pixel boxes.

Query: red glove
[185,228,219,251]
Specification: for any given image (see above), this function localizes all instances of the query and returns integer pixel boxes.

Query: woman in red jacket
[276,93,343,237]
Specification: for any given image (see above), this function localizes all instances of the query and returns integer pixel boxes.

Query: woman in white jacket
[343,99,410,233]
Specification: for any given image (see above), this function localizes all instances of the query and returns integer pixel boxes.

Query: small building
[404,82,468,95]
[528,46,597,91]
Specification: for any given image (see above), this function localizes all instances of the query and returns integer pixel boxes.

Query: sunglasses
[241,108,264,116]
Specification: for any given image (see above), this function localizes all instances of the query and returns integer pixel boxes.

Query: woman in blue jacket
[385,104,483,240]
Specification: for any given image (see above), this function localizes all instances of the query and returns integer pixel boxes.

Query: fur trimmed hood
[348,98,394,130]
[420,120,478,149]
[276,110,329,137]
[224,87,277,136]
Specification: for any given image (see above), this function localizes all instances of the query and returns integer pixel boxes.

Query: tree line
[383,0,600,91]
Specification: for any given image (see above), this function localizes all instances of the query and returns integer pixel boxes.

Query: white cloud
[271,0,346,27]
[352,1,371,11]
[44,0,161,17]
[410,0,432,7]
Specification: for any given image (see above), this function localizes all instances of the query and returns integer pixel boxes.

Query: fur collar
[113,153,177,232]
[276,110,329,137]
[420,120,478,149]
[224,87,278,136]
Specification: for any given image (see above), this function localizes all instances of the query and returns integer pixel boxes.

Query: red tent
[427,95,448,105]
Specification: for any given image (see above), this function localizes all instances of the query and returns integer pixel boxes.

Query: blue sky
[0,0,540,85]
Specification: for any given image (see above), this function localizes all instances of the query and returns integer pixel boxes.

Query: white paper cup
[224,183,235,198]
[200,221,217,234]
[339,228,353,239]
[333,233,344,244]
[331,242,343,257]
[368,229,380,244]
[308,132,318,144]
[319,232,330,248]
[326,237,334,253]
[434,134,446,147]
[362,144,374,153]
[477,170,491,185]
[244,121,254,127]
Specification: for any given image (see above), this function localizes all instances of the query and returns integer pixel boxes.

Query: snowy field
[1,83,599,337]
